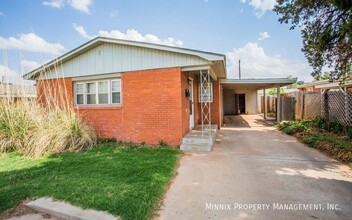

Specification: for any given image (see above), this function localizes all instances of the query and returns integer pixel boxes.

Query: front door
[189,78,194,129]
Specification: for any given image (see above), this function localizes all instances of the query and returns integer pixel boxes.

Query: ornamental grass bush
[0,97,96,157]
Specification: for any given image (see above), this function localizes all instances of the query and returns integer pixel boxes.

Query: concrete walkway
[158,115,352,220]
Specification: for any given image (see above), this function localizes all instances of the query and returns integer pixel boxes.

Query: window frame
[86,82,97,105]
[74,78,122,106]
[97,80,110,105]
[75,83,85,105]
[111,79,121,104]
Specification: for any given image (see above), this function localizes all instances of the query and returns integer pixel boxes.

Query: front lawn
[0,144,179,220]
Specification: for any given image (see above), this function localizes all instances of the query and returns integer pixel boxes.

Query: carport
[220,78,297,122]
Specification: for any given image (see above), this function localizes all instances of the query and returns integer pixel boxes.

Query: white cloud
[0,65,26,84]
[72,24,184,47]
[240,0,276,18]
[109,10,118,17]
[226,42,313,82]
[72,23,94,39]
[98,29,184,47]
[258,31,270,41]
[43,0,64,9]
[21,60,41,73]
[0,11,4,16]
[68,0,92,14]
[0,33,65,55]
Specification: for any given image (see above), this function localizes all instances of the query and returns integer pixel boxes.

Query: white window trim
[97,80,109,105]
[75,83,85,105]
[74,78,122,106]
[198,81,213,103]
[111,79,122,104]
[86,82,97,105]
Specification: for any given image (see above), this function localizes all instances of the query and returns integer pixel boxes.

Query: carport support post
[263,89,267,119]
[276,85,281,123]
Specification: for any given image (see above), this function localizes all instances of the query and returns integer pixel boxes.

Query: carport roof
[220,77,297,90]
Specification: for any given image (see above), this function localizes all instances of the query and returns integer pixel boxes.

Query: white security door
[189,78,195,129]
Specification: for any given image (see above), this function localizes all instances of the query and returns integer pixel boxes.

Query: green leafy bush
[347,127,352,139]
[278,121,308,135]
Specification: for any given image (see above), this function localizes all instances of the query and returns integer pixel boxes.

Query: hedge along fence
[0,65,97,157]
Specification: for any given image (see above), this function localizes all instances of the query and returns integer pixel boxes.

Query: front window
[74,79,121,106]
[111,80,121,104]
[86,82,96,104]
[98,81,109,104]
[75,83,84,105]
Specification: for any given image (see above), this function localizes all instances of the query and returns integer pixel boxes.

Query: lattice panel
[304,93,321,120]
[328,91,348,126]
[200,69,212,139]
[344,91,352,126]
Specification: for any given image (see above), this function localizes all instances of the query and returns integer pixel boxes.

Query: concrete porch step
[180,124,218,152]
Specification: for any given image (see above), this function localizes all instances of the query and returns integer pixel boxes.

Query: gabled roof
[23,37,227,80]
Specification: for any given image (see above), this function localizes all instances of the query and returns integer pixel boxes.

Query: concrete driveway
[158,115,352,220]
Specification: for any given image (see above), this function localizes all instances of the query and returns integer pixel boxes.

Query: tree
[268,87,285,95]
[274,0,352,80]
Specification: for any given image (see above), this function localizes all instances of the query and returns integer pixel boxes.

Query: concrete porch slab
[180,125,218,152]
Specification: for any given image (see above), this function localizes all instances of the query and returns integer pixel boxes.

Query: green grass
[0,144,179,220]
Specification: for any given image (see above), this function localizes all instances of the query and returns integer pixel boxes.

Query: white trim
[182,65,211,72]
[72,72,122,81]
[74,78,122,106]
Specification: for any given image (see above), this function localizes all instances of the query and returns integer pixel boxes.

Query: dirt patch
[0,200,57,220]
[292,132,352,165]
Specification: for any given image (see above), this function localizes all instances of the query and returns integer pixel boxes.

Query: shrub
[347,127,352,139]
[97,137,117,144]
[0,99,96,157]
[278,121,308,135]
[329,120,343,134]
[312,117,329,131]
[159,140,168,147]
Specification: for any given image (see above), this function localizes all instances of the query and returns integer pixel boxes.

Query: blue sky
[0,0,313,84]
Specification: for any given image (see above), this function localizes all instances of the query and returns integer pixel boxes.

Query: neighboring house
[24,37,295,146]
[297,80,352,92]
[296,80,330,92]
[0,84,36,100]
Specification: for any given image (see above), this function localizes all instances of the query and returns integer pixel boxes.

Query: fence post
[301,93,305,121]
[345,88,351,127]
[277,85,281,123]
[263,89,267,119]
[321,89,329,122]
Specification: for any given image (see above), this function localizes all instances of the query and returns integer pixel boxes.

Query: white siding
[41,43,210,80]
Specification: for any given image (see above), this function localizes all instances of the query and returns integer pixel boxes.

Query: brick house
[24,37,226,146]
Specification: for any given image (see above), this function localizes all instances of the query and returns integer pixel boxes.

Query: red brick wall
[36,78,73,109]
[120,67,183,145]
[211,80,221,127]
[37,67,185,146]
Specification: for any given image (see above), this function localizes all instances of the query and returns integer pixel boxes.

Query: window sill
[75,105,122,110]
